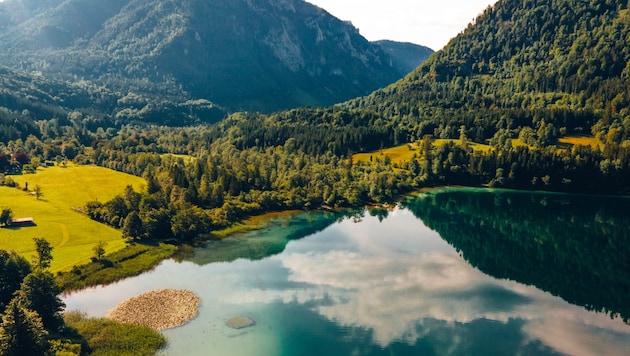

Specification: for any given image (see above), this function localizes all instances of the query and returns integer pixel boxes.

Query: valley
[0,0,629,355]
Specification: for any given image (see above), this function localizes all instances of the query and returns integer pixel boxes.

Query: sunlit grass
[353,144,419,165]
[353,139,493,165]
[351,136,604,168]
[510,138,534,149]
[558,136,602,149]
[433,139,493,153]
[0,163,146,272]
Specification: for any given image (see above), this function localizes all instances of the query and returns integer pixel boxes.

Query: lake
[63,188,630,355]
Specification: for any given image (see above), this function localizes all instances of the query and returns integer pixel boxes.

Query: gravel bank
[106,289,200,330]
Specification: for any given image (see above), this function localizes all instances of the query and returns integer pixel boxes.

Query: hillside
[0,163,146,272]
[373,40,434,75]
[357,0,630,145]
[202,0,630,194]
[1,0,629,290]
[0,0,424,112]
[0,64,227,142]
[233,0,630,156]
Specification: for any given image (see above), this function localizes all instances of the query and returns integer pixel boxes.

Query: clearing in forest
[353,139,492,165]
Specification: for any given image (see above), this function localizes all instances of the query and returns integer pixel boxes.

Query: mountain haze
[373,40,434,75]
[0,0,432,112]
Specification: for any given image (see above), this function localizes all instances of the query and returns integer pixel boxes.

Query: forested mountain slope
[0,0,427,112]
[355,0,630,146]
[0,64,226,142]
[210,0,630,194]
[232,0,630,158]
[373,40,434,75]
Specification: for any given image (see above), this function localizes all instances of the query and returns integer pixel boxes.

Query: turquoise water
[63,189,630,355]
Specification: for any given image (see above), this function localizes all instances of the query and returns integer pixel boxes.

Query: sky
[306,0,498,50]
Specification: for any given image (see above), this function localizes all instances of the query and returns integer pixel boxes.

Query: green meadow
[0,163,146,272]
[353,139,493,165]
[558,136,603,149]
[353,136,600,166]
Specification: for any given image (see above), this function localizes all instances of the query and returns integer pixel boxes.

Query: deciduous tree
[122,211,143,240]
[0,209,11,227]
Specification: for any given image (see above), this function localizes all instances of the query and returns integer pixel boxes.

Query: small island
[106,289,200,330]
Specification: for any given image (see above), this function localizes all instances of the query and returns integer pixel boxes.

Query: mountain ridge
[0,0,433,113]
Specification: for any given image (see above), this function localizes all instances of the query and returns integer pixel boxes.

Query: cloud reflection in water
[230,208,630,354]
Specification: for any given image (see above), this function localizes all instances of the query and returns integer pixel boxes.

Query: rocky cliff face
[0,0,427,112]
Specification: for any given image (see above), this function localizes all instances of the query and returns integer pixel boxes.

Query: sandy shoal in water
[106,289,200,330]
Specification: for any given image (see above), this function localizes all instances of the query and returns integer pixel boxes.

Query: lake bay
[63,188,630,355]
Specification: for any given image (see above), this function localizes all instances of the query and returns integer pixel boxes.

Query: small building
[10,217,35,227]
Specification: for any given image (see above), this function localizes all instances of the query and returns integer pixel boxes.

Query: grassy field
[353,135,602,166]
[433,139,493,153]
[353,139,493,165]
[558,136,603,149]
[353,144,419,165]
[0,163,146,272]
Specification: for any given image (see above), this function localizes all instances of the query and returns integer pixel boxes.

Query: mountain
[351,0,630,145]
[249,0,630,151]
[0,63,228,142]
[0,0,423,112]
[208,0,630,194]
[373,40,434,75]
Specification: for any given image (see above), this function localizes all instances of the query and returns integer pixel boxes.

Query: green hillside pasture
[353,140,492,165]
[353,137,603,170]
[433,139,492,153]
[558,136,603,150]
[0,164,146,272]
[353,144,419,165]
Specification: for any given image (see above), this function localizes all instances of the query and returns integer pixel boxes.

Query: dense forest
[1,0,630,241]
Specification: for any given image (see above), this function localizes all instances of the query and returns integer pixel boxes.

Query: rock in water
[225,316,255,329]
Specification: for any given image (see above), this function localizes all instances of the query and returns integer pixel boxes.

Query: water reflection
[403,188,630,323]
[189,210,351,265]
[63,189,630,355]
[230,207,630,355]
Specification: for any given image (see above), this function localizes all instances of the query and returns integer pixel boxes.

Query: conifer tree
[0,298,49,356]
[16,270,66,332]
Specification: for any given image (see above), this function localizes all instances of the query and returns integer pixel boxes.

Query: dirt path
[56,223,70,248]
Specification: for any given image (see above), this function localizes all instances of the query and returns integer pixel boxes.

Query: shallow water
[63,189,630,355]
